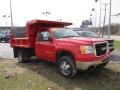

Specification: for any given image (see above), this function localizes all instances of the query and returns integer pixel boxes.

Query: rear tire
[17,50,30,63]
[58,56,77,78]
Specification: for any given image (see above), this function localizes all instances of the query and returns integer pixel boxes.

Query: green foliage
[115,40,120,51]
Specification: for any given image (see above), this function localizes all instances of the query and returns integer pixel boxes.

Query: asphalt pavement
[0,43,120,63]
[110,51,120,62]
[0,43,14,59]
[104,35,120,41]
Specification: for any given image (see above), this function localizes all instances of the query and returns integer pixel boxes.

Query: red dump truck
[10,20,114,77]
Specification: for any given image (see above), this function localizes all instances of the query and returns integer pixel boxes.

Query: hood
[56,37,106,45]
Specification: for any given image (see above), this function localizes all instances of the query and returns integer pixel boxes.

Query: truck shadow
[16,59,120,90]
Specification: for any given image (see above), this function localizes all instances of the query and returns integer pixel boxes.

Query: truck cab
[10,20,114,77]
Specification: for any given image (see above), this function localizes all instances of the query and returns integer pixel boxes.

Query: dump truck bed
[10,19,72,48]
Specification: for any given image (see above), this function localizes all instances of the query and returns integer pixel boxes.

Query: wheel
[58,56,77,77]
[18,51,25,63]
[17,50,27,63]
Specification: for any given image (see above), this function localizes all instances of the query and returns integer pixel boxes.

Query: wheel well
[56,51,74,63]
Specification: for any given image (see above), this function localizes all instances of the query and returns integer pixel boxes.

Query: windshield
[76,31,99,38]
[52,28,79,39]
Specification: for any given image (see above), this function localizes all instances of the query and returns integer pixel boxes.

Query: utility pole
[108,0,112,39]
[102,3,108,38]
[91,8,97,32]
[95,0,101,37]
[3,15,10,28]
[99,0,101,37]
[10,0,13,29]
[42,11,50,20]
[3,15,8,27]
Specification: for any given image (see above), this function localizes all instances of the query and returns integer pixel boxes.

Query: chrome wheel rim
[60,60,71,76]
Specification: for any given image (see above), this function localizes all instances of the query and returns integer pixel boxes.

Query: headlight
[80,46,94,54]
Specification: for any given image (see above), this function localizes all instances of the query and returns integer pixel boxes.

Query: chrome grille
[107,40,114,51]
[94,42,107,56]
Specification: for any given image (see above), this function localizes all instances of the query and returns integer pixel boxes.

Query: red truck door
[35,30,56,62]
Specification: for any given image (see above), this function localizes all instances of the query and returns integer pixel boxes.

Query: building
[0,26,25,37]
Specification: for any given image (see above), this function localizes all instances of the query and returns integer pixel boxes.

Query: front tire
[58,56,77,78]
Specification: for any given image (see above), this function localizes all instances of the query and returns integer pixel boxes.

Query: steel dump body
[10,20,72,48]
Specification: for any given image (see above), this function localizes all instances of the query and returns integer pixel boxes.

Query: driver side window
[38,31,50,41]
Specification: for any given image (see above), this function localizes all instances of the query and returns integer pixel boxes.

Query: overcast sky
[0,0,120,27]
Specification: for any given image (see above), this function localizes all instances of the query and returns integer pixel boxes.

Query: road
[104,35,120,41]
[0,43,14,59]
[0,43,120,62]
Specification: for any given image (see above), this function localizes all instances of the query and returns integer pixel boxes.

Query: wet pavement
[110,51,120,63]
[0,43,14,59]
[0,43,120,63]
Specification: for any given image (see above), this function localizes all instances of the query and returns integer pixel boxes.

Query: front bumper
[76,57,110,70]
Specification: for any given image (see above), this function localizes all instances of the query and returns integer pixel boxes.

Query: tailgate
[10,38,32,48]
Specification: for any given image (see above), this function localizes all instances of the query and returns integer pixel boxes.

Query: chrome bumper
[76,57,110,70]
